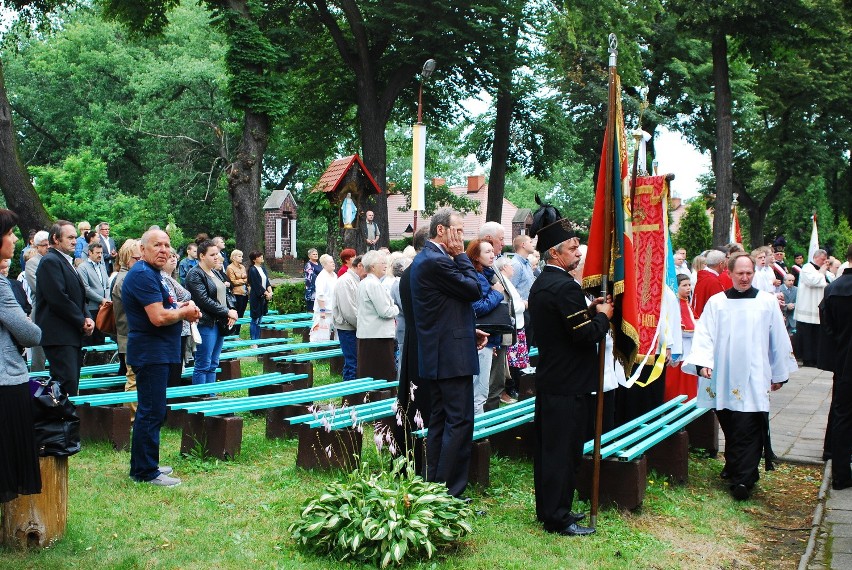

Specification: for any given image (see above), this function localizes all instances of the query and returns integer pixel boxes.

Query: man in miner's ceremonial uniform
[529,214,612,536]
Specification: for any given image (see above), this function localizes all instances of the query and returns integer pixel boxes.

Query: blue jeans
[337,329,357,381]
[250,317,262,340]
[130,363,169,481]
[193,323,224,386]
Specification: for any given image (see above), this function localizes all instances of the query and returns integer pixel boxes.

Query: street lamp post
[411,59,436,232]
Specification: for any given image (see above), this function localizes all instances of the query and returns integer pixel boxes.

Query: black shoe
[833,479,852,491]
[720,469,730,480]
[508,390,519,400]
[823,452,832,461]
[548,522,596,536]
[731,484,750,501]
[569,511,586,524]
[459,496,473,505]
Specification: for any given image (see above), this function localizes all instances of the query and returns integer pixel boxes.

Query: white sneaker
[158,466,173,476]
[147,473,181,487]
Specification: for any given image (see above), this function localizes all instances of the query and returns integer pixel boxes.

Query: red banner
[632,175,669,359]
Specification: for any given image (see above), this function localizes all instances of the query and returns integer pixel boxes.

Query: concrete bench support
[467,439,492,488]
[77,404,131,451]
[296,425,362,470]
[329,355,344,376]
[216,359,242,381]
[686,409,719,457]
[489,422,535,460]
[180,413,243,460]
[645,429,690,484]
[576,455,648,511]
[266,404,311,439]
[517,369,536,401]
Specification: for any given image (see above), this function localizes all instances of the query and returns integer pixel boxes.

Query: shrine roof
[312,154,382,195]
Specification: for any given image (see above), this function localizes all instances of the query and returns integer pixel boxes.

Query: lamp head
[421,59,437,81]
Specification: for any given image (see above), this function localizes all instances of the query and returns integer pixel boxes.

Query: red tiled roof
[312,154,382,195]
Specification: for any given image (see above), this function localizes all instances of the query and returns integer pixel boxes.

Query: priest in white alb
[684,252,798,501]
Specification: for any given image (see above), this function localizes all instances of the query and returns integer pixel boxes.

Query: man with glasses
[97,221,118,275]
[25,231,50,371]
[35,220,93,396]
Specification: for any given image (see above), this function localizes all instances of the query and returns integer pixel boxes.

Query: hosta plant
[289,455,472,567]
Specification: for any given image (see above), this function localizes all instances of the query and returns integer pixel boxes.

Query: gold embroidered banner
[632,175,669,359]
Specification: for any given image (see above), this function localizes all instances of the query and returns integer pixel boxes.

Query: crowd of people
[3,205,850,545]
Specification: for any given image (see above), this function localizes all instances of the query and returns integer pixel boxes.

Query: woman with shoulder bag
[185,240,237,390]
[466,238,505,415]
[0,208,44,502]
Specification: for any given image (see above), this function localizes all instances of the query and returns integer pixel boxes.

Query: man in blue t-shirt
[123,229,200,487]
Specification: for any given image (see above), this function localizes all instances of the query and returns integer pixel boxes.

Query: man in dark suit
[96,221,118,275]
[410,208,482,498]
[35,220,94,395]
[528,217,611,537]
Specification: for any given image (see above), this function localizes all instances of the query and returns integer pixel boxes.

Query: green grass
[1,358,819,569]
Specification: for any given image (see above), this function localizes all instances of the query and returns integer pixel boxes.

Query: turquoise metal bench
[31,362,120,378]
[176,378,398,461]
[574,396,709,510]
[78,367,204,391]
[72,372,309,451]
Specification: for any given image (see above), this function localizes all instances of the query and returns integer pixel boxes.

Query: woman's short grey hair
[392,256,411,277]
[494,257,513,272]
[319,253,334,267]
[362,250,387,272]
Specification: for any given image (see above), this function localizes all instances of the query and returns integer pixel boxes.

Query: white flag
[807,213,819,263]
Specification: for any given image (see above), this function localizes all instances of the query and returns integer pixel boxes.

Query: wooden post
[1,456,68,549]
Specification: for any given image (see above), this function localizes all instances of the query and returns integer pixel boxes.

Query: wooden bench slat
[287,399,393,426]
[78,367,202,390]
[473,412,535,440]
[191,380,396,416]
[71,372,305,406]
[169,378,390,414]
[616,406,709,461]
[596,400,698,459]
[582,396,687,455]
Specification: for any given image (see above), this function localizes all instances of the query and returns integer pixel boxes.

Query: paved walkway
[772,366,852,570]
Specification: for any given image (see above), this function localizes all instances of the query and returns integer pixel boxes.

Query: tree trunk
[0,59,52,237]
[357,101,389,250]
[711,31,734,246]
[486,79,512,224]
[227,109,269,255]
[1,456,68,549]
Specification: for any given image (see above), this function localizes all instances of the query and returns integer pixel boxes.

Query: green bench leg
[296,424,363,470]
[467,439,491,488]
[266,404,311,439]
[180,413,243,460]
[686,409,719,457]
[77,404,131,451]
[646,429,690,484]
[216,360,241,381]
[576,455,648,511]
[489,422,535,460]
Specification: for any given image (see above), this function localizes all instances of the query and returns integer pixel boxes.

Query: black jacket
[528,265,610,395]
[34,248,87,347]
[185,265,230,328]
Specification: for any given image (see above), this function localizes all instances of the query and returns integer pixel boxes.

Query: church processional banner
[631,175,669,361]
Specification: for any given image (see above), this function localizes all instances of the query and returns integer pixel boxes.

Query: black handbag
[475,302,515,336]
[29,377,81,457]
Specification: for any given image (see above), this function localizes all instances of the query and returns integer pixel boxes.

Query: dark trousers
[337,329,357,381]
[717,409,765,489]
[43,344,83,396]
[232,295,248,336]
[426,375,474,497]
[830,372,852,484]
[614,365,667,428]
[129,363,169,482]
[798,322,820,366]
[585,390,616,442]
[534,393,591,530]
